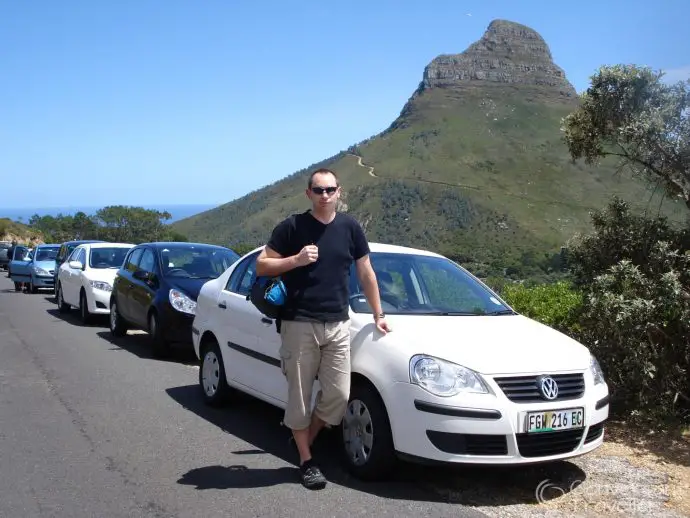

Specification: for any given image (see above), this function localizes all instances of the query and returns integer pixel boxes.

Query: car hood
[358,313,591,375]
[33,260,56,271]
[84,268,119,285]
[165,277,210,301]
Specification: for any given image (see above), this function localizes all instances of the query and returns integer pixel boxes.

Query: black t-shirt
[266,210,370,322]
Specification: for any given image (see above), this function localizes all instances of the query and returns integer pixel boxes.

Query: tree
[562,64,690,210]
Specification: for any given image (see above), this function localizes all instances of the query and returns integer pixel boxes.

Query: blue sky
[2,0,688,211]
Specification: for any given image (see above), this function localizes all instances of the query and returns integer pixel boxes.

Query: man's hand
[375,315,392,334]
[295,245,318,267]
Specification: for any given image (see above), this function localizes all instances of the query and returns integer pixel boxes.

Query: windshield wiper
[425,311,483,316]
[485,309,516,315]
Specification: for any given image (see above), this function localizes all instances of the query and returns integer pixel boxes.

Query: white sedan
[191,243,609,480]
[56,242,135,323]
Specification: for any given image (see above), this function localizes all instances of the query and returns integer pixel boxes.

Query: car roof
[136,242,232,250]
[241,242,443,258]
[36,243,61,248]
[87,242,135,249]
[62,240,105,245]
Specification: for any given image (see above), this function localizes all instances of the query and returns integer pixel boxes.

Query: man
[255,168,391,489]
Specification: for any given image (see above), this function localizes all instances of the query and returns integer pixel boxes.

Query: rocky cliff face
[421,19,577,99]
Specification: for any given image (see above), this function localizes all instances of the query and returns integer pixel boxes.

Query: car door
[115,247,144,322]
[218,252,288,403]
[10,246,31,283]
[128,247,158,328]
[65,247,87,306]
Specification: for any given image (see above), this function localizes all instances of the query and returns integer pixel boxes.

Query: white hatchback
[191,243,609,480]
[56,242,135,323]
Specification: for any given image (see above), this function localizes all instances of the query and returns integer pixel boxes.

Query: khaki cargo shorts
[279,319,351,430]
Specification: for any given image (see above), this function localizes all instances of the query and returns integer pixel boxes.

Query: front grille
[585,422,605,443]
[516,429,584,457]
[493,373,585,403]
[426,431,508,455]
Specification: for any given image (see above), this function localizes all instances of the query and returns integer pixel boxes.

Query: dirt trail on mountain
[347,153,377,177]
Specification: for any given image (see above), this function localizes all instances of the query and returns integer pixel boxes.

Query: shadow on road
[168,383,587,507]
[45,307,109,327]
[96,331,198,366]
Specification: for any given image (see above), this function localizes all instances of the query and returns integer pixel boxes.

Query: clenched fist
[295,245,319,267]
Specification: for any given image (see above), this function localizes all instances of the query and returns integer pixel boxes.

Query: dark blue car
[109,242,240,356]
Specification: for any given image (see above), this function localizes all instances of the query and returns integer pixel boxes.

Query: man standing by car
[255,167,391,489]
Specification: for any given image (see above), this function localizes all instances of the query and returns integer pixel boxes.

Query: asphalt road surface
[0,274,584,518]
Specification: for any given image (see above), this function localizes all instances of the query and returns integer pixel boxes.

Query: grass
[171,84,686,268]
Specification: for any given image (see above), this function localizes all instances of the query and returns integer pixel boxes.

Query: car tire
[14,282,21,292]
[109,298,128,337]
[199,339,232,407]
[148,312,169,358]
[79,290,92,324]
[30,278,38,294]
[338,380,397,481]
[56,284,70,313]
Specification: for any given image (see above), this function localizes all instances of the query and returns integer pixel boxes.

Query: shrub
[500,281,583,336]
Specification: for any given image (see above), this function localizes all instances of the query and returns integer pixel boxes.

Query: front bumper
[384,375,609,465]
[86,287,113,314]
[32,274,55,288]
[160,303,195,344]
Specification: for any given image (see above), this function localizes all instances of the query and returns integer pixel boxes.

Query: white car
[191,243,609,480]
[56,242,135,323]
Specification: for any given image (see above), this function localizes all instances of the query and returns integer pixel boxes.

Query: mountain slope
[173,19,684,270]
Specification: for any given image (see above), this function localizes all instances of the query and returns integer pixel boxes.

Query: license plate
[526,408,584,433]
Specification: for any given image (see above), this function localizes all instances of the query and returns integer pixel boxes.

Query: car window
[89,247,131,269]
[349,252,512,316]
[226,253,257,295]
[78,248,87,264]
[125,248,144,273]
[160,244,239,280]
[35,247,59,262]
[138,249,156,273]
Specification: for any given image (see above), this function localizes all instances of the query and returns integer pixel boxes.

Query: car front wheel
[339,381,396,481]
[56,284,70,313]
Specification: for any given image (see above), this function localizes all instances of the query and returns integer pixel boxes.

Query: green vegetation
[25,206,188,244]
[172,82,684,280]
[0,218,44,243]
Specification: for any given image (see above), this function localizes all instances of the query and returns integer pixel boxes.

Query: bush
[567,199,690,423]
[500,281,583,336]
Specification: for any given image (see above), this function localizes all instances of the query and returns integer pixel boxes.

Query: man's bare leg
[293,427,312,464]
[308,414,327,446]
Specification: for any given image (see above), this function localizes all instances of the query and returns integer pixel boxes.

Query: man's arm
[255,245,316,277]
[355,254,385,319]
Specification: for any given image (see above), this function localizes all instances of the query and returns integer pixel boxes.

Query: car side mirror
[68,260,83,270]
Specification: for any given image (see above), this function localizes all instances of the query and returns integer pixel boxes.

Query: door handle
[218,301,227,309]
[261,317,272,325]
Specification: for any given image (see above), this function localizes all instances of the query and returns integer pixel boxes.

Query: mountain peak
[420,19,577,99]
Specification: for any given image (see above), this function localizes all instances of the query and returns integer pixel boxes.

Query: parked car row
[6,238,610,481]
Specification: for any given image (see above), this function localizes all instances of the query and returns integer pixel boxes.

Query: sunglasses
[311,186,338,195]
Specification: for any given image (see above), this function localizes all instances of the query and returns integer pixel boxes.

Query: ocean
[1,204,217,224]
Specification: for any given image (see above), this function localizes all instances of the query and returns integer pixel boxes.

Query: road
[0,275,502,518]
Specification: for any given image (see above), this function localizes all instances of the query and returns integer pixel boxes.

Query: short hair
[308,168,338,188]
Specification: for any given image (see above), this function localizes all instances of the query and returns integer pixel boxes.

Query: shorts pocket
[279,346,291,376]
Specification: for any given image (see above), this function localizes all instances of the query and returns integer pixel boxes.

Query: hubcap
[342,399,374,466]
[202,350,220,396]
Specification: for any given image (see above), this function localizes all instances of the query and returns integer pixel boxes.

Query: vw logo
[538,376,559,400]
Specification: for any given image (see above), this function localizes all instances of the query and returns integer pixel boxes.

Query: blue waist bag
[247,274,287,319]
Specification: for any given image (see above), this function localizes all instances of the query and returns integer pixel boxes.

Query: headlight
[409,354,490,397]
[590,354,605,385]
[33,267,49,276]
[89,280,112,292]
[169,289,196,315]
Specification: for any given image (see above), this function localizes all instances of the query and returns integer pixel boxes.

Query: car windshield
[349,252,514,316]
[35,247,59,261]
[159,245,240,279]
[89,247,131,269]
